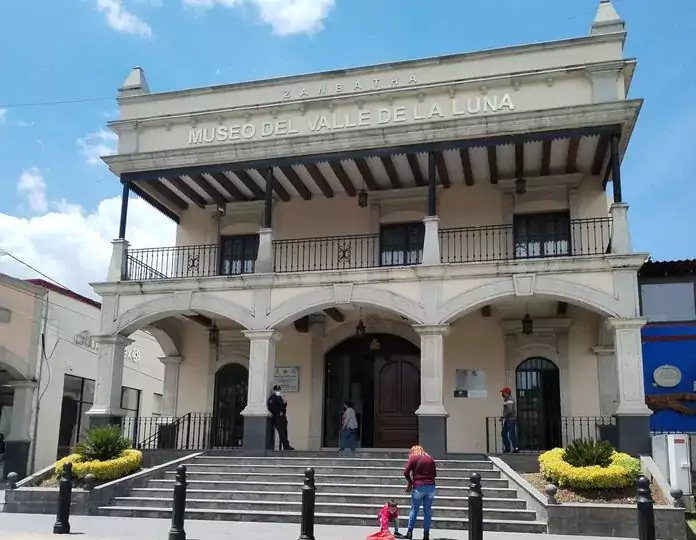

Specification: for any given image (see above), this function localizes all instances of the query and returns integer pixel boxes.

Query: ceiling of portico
[126,126,618,222]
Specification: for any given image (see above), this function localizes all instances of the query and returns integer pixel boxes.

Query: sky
[0,0,695,299]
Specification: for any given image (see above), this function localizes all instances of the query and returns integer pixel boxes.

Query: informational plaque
[274,366,300,393]
[454,369,487,398]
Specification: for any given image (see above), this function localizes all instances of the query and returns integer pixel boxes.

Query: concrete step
[164,471,506,487]
[193,456,494,469]
[98,506,547,533]
[109,497,537,521]
[129,488,528,509]
[182,463,501,478]
[147,479,518,498]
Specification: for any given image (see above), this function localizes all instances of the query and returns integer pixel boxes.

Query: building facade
[639,260,696,433]
[93,0,651,457]
[0,274,164,479]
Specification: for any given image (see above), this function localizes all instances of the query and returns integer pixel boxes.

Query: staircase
[99,452,546,533]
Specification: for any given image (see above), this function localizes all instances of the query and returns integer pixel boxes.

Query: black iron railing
[440,217,612,264]
[121,413,244,450]
[485,416,617,454]
[125,245,221,280]
[273,233,382,272]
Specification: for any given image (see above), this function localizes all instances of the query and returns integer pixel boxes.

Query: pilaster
[108,239,130,281]
[255,228,274,273]
[308,315,326,450]
[421,216,441,266]
[86,334,134,424]
[609,202,632,254]
[160,356,183,417]
[4,380,38,480]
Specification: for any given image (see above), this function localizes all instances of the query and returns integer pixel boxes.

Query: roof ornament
[590,0,625,37]
[119,66,150,97]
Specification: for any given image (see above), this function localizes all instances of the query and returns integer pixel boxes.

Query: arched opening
[516,357,562,451]
[212,363,249,448]
[323,333,420,449]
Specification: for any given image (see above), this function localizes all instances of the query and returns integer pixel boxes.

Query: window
[120,387,141,418]
[514,212,570,259]
[0,307,11,323]
[641,282,696,322]
[152,393,163,417]
[219,234,258,275]
[380,222,424,267]
[58,375,95,452]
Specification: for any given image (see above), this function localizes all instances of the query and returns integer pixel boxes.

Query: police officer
[267,384,294,451]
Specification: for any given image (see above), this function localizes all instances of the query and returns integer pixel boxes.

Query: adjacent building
[92,0,650,458]
[0,273,164,479]
[640,260,696,433]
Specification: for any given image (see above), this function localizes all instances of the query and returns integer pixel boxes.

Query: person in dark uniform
[267,385,294,451]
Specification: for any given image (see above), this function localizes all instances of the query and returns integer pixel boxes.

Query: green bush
[562,439,614,468]
[73,426,131,462]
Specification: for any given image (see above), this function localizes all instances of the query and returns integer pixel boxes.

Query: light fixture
[357,188,368,208]
[515,177,527,195]
[355,318,367,338]
[209,325,220,345]
[522,313,533,335]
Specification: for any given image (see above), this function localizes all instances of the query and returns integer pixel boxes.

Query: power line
[0,249,71,291]
[0,96,114,110]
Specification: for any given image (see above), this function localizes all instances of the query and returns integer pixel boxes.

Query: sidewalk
[0,513,633,540]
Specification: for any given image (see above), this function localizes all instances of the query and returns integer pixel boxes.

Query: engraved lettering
[188,128,204,145]
[393,106,406,123]
[215,126,229,141]
[359,110,371,126]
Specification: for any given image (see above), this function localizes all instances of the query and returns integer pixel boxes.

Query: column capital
[610,201,629,211]
[159,355,183,366]
[591,345,614,355]
[7,380,37,390]
[413,324,450,336]
[243,329,282,342]
[93,334,135,347]
[606,317,646,331]
[423,215,440,224]
[258,227,273,235]
[111,238,130,248]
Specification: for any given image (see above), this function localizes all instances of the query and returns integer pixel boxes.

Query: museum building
[92,0,651,457]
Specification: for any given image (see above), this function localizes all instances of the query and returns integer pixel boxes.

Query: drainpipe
[29,293,49,475]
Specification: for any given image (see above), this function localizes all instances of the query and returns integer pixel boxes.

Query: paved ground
[0,513,634,540]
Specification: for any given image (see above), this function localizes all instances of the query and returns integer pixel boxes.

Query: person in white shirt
[339,401,359,453]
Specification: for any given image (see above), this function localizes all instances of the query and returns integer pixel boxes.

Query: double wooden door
[374,355,420,448]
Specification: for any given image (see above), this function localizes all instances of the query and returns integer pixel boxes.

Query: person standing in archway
[267,385,295,451]
[500,387,519,453]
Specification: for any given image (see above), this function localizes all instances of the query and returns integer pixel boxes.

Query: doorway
[515,357,562,451]
[323,333,420,449]
[212,363,249,447]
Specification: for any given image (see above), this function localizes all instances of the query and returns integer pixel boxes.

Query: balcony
[123,217,612,281]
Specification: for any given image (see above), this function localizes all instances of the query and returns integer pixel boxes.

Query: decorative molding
[513,274,536,296]
[333,284,354,305]
[500,317,572,335]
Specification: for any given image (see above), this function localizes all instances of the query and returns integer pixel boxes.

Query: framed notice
[454,369,487,398]
[274,366,300,393]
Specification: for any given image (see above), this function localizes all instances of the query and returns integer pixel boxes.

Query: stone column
[160,356,183,417]
[4,381,37,480]
[108,238,129,281]
[86,334,133,426]
[421,216,440,265]
[308,315,326,450]
[593,346,619,417]
[241,330,281,450]
[414,325,450,458]
[610,203,632,254]
[607,318,652,455]
[255,228,274,273]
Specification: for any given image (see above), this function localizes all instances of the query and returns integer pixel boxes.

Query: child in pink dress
[378,499,402,538]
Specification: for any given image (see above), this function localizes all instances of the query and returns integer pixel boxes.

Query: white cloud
[0,196,176,299]
[182,0,335,35]
[77,130,118,166]
[0,108,6,124]
[17,168,48,213]
[15,120,35,128]
[96,0,154,38]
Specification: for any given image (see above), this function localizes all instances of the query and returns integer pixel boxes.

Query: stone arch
[438,275,623,325]
[113,291,256,336]
[145,321,181,358]
[0,355,29,381]
[322,318,420,354]
[265,285,426,329]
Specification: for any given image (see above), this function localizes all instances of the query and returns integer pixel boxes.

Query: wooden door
[374,355,420,448]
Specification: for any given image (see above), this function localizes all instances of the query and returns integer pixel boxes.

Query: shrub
[563,439,614,468]
[539,447,640,489]
[73,426,131,462]
[55,449,142,481]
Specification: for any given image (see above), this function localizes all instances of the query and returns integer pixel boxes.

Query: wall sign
[653,365,682,388]
[454,369,487,398]
[274,367,300,393]
[282,73,419,100]
[73,330,141,364]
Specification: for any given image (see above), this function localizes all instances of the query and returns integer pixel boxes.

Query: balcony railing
[440,217,612,264]
[485,416,617,453]
[273,233,384,272]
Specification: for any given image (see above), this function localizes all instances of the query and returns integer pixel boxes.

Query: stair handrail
[133,413,192,450]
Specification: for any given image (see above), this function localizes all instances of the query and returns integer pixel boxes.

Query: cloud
[0,196,176,299]
[15,120,35,128]
[77,130,118,166]
[95,0,154,38]
[17,168,48,213]
[0,108,6,124]
[182,0,335,35]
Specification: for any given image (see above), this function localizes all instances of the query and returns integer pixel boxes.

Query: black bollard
[468,473,483,540]
[7,472,18,490]
[168,464,187,540]
[53,462,73,535]
[298,467,316,540]
[636,475,656,540]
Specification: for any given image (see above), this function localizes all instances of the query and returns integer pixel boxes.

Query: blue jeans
[502,418,518,452]
[339,427,357,451]
[408,484,436,533]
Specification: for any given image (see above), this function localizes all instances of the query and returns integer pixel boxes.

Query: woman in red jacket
[403,445,437,540]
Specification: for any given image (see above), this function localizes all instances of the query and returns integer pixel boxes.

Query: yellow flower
[55,449,142,481]
[538,448,639,489]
